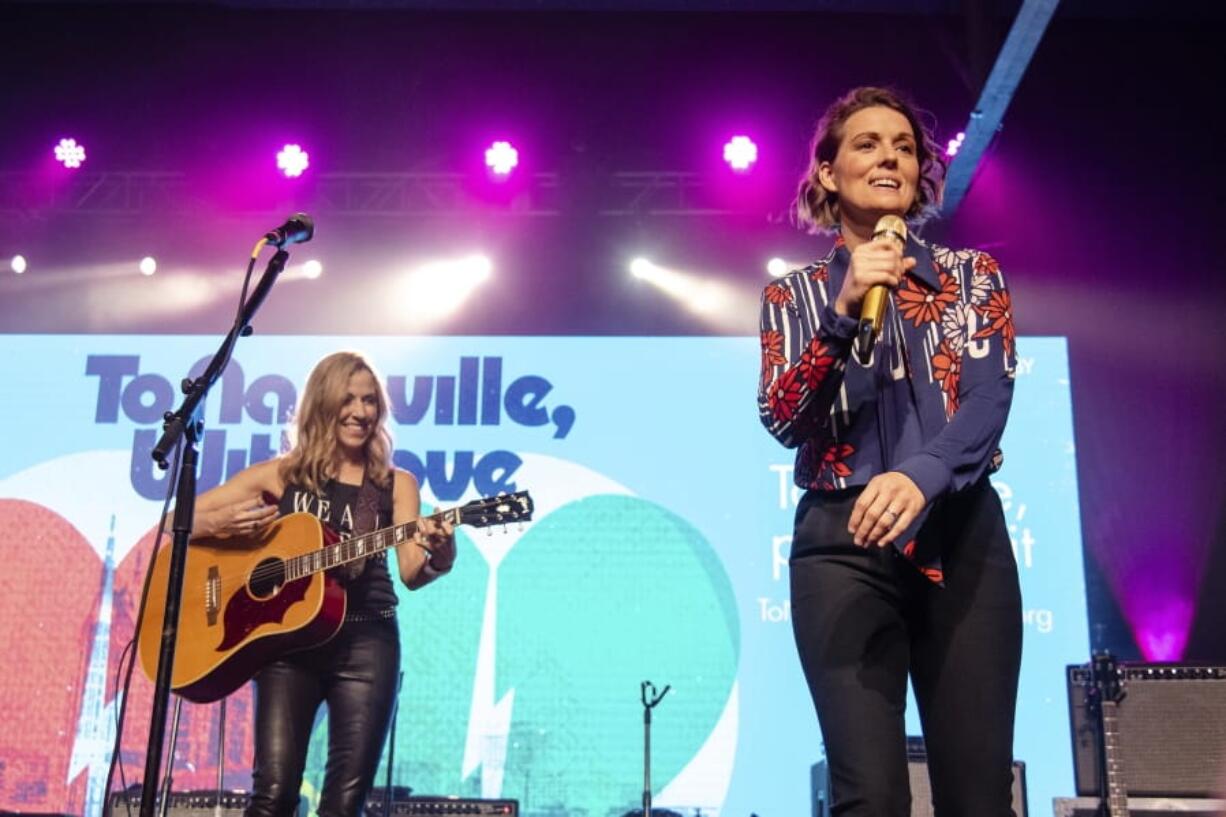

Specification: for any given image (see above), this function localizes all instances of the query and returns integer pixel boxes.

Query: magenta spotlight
[54,138,86,169]
[945,131,966,157]
[484,141,519,176]
[723,135,758,172]
[276,144,310,178]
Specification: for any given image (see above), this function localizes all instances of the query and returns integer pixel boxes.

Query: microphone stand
[383,670,406,817]
[640,680,670,817]
[137,247,290,817]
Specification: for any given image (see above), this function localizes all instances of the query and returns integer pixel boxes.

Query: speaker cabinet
[811,746,1027,817]
[1053,796,1226,816]
[1067,663,1226,797]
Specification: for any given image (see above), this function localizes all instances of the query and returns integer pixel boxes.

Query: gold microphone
[854,214,908,364]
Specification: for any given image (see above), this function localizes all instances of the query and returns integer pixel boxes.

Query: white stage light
[766,257,788,277]
[11,255,27,274]
[277,144,310,178]
[723,135,758,172]
[139,256,157,276]
[54,138,86,169]
[485,141,519,176]
[303,259,323,279]
[629,258,655,279]
[398,254,493,325]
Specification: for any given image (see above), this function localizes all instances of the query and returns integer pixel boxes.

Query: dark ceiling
[4,0,1222,19]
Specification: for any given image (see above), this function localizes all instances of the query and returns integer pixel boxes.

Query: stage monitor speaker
[1067,662,1226,797]
[811,747,1027,817]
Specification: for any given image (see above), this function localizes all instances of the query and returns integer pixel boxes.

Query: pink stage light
[276,144,310,178]
[54,138,86,169]
[484,141,519,176]
[945,131,966,157]
[723,136,758,172]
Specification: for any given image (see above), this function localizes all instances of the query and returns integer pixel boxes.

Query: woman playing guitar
[187,350,456,817]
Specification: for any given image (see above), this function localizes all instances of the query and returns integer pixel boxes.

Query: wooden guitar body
[138,512,348,703]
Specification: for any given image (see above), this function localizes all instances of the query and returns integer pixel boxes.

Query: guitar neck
[284,508,461,581]
[1101,700,1129,817]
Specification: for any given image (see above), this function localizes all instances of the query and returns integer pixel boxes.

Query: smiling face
[818,105,921,233]
[334,368,381,457]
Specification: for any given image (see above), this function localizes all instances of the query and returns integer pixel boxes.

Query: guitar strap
[354,469,381,536]
[336,471,381,583]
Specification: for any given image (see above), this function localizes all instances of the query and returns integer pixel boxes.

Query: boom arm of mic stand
[151,249,290,469]
[138,248,289,817]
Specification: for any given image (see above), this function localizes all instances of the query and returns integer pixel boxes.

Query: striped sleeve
[757,268,856,448]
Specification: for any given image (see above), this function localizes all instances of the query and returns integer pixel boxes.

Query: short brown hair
[794,86,947,233]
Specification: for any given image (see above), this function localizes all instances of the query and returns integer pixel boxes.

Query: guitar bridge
[206,566,220,626]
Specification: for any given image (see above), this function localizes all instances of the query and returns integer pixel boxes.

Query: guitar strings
[199,507,472,591]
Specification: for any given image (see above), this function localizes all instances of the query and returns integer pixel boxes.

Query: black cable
[101,436,183,817]
[233,254,259,330]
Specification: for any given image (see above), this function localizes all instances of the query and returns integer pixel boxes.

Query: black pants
[246,619,401,817]
[789,478,1022,817]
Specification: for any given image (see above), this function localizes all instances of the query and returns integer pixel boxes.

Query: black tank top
[277,478,399,616]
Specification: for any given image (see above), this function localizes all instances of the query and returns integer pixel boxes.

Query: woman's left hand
[414,517,457,572]
[848,471,926,548]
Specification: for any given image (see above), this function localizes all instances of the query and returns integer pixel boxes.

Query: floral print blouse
[757,233,1016,583]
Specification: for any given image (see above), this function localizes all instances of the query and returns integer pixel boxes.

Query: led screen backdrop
[0,335,1085,817]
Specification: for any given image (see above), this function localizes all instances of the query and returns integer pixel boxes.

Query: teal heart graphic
[302,494,739,817]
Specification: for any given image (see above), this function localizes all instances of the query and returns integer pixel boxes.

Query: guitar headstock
[1091,652,1126,705]
[457,491,534,528]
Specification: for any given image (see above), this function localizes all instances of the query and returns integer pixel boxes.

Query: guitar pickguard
[217,575,313,651]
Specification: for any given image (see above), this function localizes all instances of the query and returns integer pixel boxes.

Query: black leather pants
[245,619,401,817]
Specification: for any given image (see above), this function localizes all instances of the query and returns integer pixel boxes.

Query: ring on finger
[882,508,900,525]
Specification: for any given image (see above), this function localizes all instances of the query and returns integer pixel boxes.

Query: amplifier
[1053,796,1226,816]
[109,789,517,817]
[368,798,517,816]
[107,789,250,817]
[1067,662,1226,797]
[811,744,1027,817]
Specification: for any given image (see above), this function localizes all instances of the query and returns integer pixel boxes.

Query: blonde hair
[279,351,394,494]
[794,86,947,233]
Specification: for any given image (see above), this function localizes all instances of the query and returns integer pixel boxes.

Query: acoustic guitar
[139,491,533,703]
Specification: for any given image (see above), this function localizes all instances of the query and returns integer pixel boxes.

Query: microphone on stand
[263,213,315,248]
[854,214,908,365]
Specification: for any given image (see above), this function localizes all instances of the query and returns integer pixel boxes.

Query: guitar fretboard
[1102,700,1129,817]
[283,508,461,581]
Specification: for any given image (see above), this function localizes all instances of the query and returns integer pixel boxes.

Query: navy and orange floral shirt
[757,232,1016,583]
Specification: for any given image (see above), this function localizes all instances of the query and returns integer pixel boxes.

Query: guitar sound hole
[248,557,287,599]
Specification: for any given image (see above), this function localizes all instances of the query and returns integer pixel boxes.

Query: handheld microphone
[854,214,907,364]
[264,213,315,248]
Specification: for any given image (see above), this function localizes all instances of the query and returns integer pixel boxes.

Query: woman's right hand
[834,238,917,318]
[198,495,278,541]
